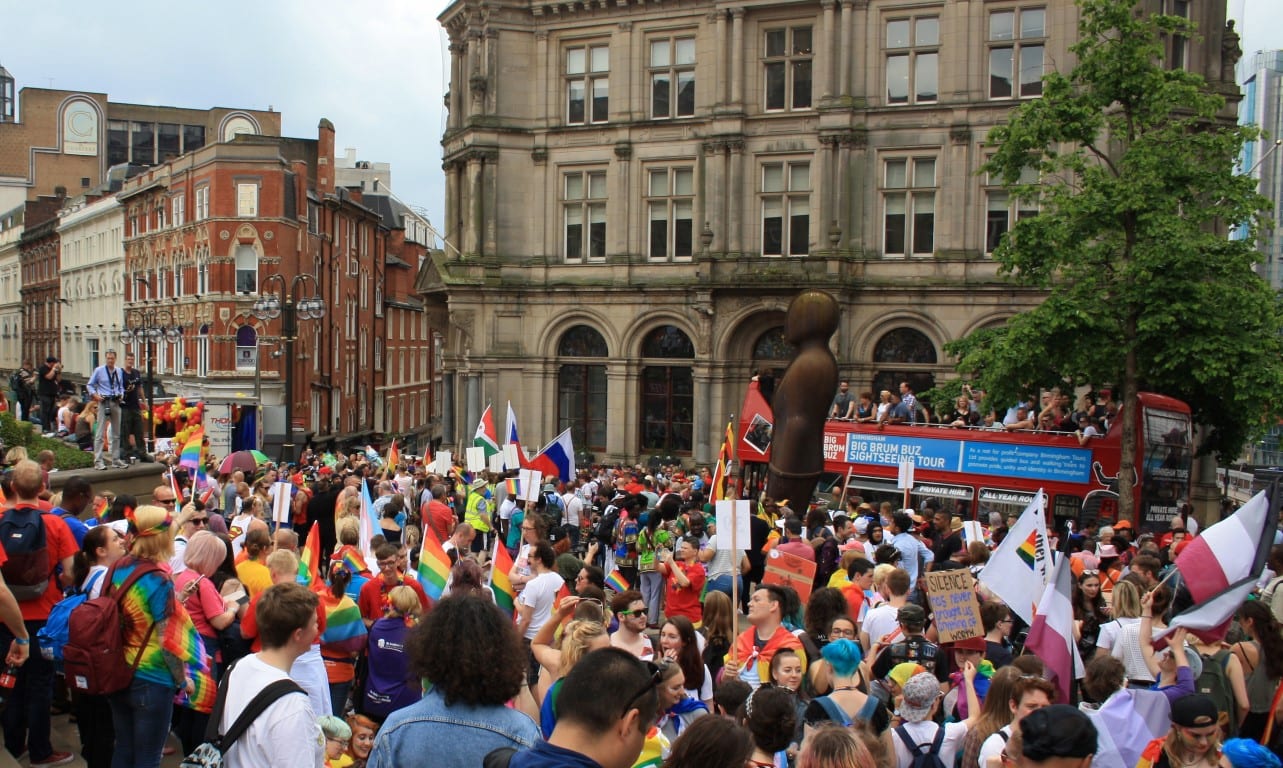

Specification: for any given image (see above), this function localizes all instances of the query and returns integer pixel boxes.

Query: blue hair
[821,637,863,678]
[1222,739,1282,768]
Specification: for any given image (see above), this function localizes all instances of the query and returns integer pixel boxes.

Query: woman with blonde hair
[1095,579,1142,661]
[531,596,611,736]
[362,585,422,719]
[799,722,878,768]
[108,504,206,768]
[1137,694,1223,768]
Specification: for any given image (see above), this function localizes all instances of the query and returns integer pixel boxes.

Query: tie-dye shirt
[110,557,206,690]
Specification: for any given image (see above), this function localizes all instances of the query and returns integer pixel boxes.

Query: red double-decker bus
[737,384,1192,532]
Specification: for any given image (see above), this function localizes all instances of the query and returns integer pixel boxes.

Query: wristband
[13,637,29,646]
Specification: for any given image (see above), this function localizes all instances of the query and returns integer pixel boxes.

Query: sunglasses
[157,498,176,505]
[616,607,647,617]
[191,517,209,526]
[619,661,663,724]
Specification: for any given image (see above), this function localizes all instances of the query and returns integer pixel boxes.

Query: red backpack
[63,560,161,696]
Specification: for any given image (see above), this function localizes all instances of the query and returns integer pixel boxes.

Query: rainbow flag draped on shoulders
[332,544,370,576]
[319,594,367,655]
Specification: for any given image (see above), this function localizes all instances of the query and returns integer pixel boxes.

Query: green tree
[947,0,1283,524]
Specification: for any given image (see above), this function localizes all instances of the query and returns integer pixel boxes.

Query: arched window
[234,245,257,294]
[753,327,794,361]
[557,325,609,452]
[235,326,257,371]
[872,327,937,410]
[639,325,694,455]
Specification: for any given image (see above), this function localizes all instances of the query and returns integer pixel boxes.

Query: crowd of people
[0,447,1280,768]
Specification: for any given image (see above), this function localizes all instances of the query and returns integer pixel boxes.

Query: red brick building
[118,119,394,455]
[19,192,66,364]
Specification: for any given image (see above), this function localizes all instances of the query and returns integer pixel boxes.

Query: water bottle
[0,664,18,690]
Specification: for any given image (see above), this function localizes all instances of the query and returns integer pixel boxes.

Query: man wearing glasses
[609,590,654,660]
[358,543,429,628]
[170,503,210,575]
[503,648,661,768]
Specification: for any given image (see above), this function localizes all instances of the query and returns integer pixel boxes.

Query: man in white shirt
[563,482,584,550]
[221,582,325,768]
[516,541,564,685]
[861,568,911,654]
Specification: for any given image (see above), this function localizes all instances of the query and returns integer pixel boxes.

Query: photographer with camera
[86,349,128,470]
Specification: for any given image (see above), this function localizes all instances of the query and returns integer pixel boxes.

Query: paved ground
[2,713,184,768]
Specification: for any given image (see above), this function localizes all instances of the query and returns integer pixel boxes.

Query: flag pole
[835,465,853,513]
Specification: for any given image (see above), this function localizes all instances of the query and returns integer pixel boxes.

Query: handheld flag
[298,523,323,592]
[358,481,378,568]
[1024,555,1083,704]
[710,421,735,503]
[529,429,576,483]
[179,427,204,470]
[604,569,631,593]
[490,539,517,616]
[416,526,452,601]
[93,496,109,523]
[474,405,500,458]
[505,401,523,457]
[978,491,1052,626]
[386,439,401,472]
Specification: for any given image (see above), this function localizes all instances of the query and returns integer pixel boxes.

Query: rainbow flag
[416,526,451,601]
[1018,529,1041,569]
[490,539,517,616]
[178,664,218,714]
[505,477,523,498]
[179,427,203,470]
[332,544,370,576]
[710,421,735,503]
[319,596,367,654]
[386,439,401,472]
[93,496,109,523]
[299,522,322,591]
[554,581,573,611]
[604,569,630,593]
[168,471,184,506]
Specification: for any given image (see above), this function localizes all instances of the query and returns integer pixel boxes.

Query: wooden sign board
[762,548,817,603]
[923,570,984,643]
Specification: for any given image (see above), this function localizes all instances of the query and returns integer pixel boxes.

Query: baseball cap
[853,518,870,535]
[46,356,59,363]
[896,672,943,721]
[1171,693,1219,728]
[1112,520,1132,530]
[897,604,926,626]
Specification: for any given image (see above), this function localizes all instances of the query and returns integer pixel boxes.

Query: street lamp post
[252,274,326,464]
[119,307,181,456]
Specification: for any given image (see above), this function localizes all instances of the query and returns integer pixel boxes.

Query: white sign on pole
[270,482,292,525]
[897,458,916,490]
[434,450,453,476]
[715,500,752,551]
[487,453,505,474]
[519,469,543,502]
[961,521,986,544]
[466,446,486,473]
[503,444,521,470]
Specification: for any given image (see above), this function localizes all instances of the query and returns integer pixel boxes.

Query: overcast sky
[2,0,1280,239]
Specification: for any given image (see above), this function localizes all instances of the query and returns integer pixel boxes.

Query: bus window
[1139,409,1193,531]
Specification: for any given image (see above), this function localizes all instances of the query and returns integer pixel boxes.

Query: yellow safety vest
[464,489,492,533]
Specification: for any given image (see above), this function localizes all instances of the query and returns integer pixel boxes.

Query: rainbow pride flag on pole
[604,569,631,593]
[490,539,517,617]
[179,427,203,470]
[416,526,451,601]
[298,522,322,591]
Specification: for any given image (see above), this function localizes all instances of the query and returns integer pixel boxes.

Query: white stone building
[0,206,23,373]
[57,194,124,379]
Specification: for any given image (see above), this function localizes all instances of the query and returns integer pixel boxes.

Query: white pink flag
[978,491,1052,626]
[1024,555,1082,704]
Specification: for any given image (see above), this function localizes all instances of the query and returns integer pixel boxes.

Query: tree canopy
[948,0,1283,498]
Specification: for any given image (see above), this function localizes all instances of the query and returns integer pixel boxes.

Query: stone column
[818,135,838,247]
[535,31,550,127]
[482,150,499,257]
[693,364,713,465]
[449,41,466,128]
[704,141,725,252]
[839,0,854,97]
[608,363,636,463]
[612,142,632,256]
[464,373,480,451]
[467,30,483,116]
[820,0,836,101]
[715,10,729,108]
[466,153,484,256]
[731,9,745,108]
[727,139,744,255]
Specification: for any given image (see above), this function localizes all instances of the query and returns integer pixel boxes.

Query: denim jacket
[367,686,541,768]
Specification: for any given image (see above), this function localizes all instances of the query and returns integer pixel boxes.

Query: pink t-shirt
[174,569,226,639]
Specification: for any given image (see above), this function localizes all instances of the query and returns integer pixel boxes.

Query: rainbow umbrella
[217,449,271,475]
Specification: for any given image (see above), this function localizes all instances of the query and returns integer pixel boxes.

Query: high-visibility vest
[464,489,492,533]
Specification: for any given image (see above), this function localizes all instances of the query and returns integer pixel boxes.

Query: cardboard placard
[487,453,506,474]
[923,570,984,643]
[715,500,752,551]
[466,446,486,473]
[762,547,817,603]
[961,521,985,545]
[503,444,521,470]
[519,469,542,502]
[434,451,453,477]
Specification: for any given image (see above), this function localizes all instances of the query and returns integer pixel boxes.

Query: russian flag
[529,428,576,483]
[505,401,528,469]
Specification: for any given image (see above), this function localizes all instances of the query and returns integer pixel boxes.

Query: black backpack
[180,658,305,768]
[0,506,52,602]
[895,724,948,768]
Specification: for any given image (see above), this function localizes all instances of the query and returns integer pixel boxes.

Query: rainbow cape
[319,594,367,655]
[490,539,517,616]
[416,526,451,601]
[299,522,322,591]
[332,545,371,576]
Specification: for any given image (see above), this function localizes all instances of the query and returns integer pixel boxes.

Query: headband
[127,506,172,538]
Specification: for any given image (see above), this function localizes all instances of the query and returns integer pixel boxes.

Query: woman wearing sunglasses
[531,596,611,737]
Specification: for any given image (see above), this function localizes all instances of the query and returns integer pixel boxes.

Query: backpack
[483,748,517,768]
[180,657,305,768]
[1195,648,1238,736]
[0,506,52,602]
[8,370,29,396]
[594,504,620,545]
[895,724,948,768]
[62,560,161,696]
[36,569,105,663]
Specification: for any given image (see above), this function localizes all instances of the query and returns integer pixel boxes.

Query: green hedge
[0,413,95,470]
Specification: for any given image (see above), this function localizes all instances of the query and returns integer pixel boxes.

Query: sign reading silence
[923,570,984,643]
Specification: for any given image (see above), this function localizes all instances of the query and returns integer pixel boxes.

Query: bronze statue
[766,290,839,509]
